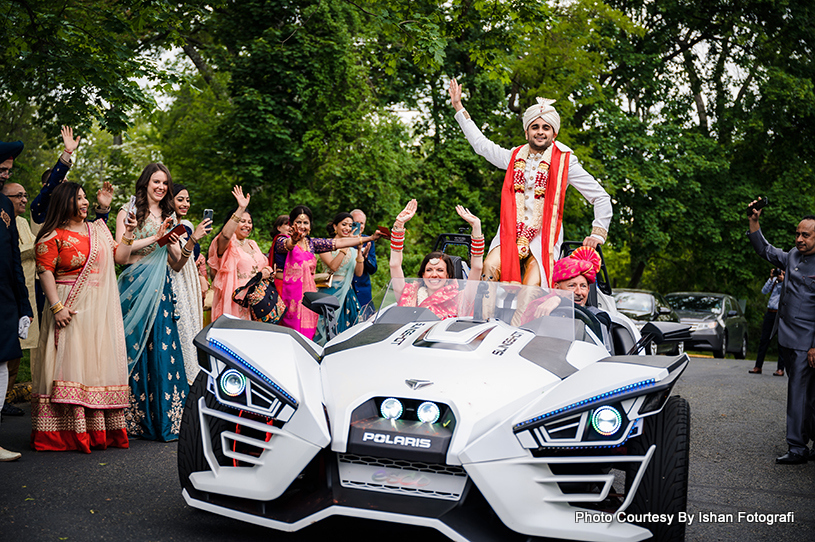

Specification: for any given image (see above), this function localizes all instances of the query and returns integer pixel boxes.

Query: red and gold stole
[499,143,570,286]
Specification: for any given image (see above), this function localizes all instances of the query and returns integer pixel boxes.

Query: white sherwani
[454,109,612,283]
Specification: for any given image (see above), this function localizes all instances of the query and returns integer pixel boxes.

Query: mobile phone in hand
[746,197,768,217]
[203,208,213,232]
[126,195,137,218]
[352,221,362,236]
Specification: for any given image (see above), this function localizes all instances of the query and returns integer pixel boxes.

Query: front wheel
[672,341,685,356]
[713,333,727,358]
[734,335,747,359]
[624,396,690,542]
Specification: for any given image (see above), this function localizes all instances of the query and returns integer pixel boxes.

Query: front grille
[338,453,468,500]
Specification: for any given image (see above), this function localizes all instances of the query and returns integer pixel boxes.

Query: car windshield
[666,294,722,314]
[375,278,575,341]
[612,291,654,315]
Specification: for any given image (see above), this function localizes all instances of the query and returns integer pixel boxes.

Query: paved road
[1,356,813,541]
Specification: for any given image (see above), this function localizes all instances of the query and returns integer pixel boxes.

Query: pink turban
[552,246,601,284]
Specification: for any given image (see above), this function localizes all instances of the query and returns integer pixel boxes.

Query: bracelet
[390,229,405,252]
[95,206,110,214]
[63,148,73,154]
[231,213,242,223]
[470,235,485,257]
[121,236,134,246]
[50,301,65,314]
[181,246,193,258]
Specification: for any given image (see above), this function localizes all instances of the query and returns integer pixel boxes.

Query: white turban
[523,97,560,134]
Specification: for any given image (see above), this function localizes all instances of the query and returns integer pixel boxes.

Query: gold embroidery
[0,209,9,228]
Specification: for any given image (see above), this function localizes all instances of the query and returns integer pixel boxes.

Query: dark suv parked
[665,292,748,358]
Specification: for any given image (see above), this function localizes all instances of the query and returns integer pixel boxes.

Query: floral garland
[512,144,552,258]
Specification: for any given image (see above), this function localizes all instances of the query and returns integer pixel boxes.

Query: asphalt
[0,356,813,542]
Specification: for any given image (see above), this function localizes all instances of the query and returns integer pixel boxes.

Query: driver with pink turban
[515,247,612,349]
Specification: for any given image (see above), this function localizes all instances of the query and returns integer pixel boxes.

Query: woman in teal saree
[116,163,187,442]
[313,213,366,344]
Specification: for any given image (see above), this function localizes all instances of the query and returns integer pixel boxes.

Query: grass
[16,349,31,384]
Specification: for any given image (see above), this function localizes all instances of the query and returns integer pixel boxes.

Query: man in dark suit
[0,139,33,461]
[748,202,815,464]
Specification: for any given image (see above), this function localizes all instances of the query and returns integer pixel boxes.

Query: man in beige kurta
[1,182,38,416]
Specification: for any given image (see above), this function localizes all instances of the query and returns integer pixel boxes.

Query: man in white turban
[449,78,612,286]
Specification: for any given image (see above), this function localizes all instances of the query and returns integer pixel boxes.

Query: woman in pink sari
[389,200,484,319]
[275,205,381,339]
[32,182,137,452]
[208,186,271,321]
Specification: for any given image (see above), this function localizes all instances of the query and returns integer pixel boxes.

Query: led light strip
[208,338,298,407]
[515,378,656,430]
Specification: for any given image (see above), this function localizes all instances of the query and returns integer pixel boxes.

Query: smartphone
[352,221,362,236]
[202,208,214,232]
[157,223,188,247]
[125,195,137,218]
[746,197,769,217]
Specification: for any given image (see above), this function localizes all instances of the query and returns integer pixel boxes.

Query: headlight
[380,398,404,420]
[591,406,622,436]
[220,369,246,397]
[417,401,441,424]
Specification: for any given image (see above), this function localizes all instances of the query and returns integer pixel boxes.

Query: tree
[0,0,210,133]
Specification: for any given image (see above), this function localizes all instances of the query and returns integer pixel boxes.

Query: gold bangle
[356,258,364,263]
[231,213,242,223]
[121,236,134,246]
[50,301,65,314]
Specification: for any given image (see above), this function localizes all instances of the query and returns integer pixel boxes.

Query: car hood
[617,309,651,321]
[674,310,718,322]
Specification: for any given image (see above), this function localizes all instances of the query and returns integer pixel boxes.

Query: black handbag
[232,272,287,324]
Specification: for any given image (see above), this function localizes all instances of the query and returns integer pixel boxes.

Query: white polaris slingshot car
[179,246,691,542]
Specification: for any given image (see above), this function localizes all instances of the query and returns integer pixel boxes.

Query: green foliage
[0,0,208,133]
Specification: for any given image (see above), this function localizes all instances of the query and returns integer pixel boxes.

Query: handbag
[314,271,334,289]
[232,272,287,324]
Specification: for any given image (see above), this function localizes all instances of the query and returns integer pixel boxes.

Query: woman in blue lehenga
[116,163,188,442]
[314,213,365,344]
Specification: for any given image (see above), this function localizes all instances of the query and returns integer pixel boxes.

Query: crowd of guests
[0,129,398,459]
[0,127,604,462]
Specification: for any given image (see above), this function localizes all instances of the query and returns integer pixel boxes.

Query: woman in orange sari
[32,182,137,452]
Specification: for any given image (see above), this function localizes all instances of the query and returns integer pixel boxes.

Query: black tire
[713,333,727,358]
[671,341,685,356]
[624,396,690,542]
[734,335,747,360]
[178,372,230,492]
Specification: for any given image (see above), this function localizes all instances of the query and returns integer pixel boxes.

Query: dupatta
[281,244,319,338]
[118,244,170,375]
[398,282,460,319]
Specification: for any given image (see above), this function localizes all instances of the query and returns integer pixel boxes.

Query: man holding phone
[748,201,815,464]
[351,209,378,318]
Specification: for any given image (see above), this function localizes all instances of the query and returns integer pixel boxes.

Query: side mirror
[658,306,672,315]
[727,310,738,318]
[303,291,340,318]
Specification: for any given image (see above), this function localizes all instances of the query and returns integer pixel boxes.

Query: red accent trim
[499,146,525,283]
[540,145,570,286]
